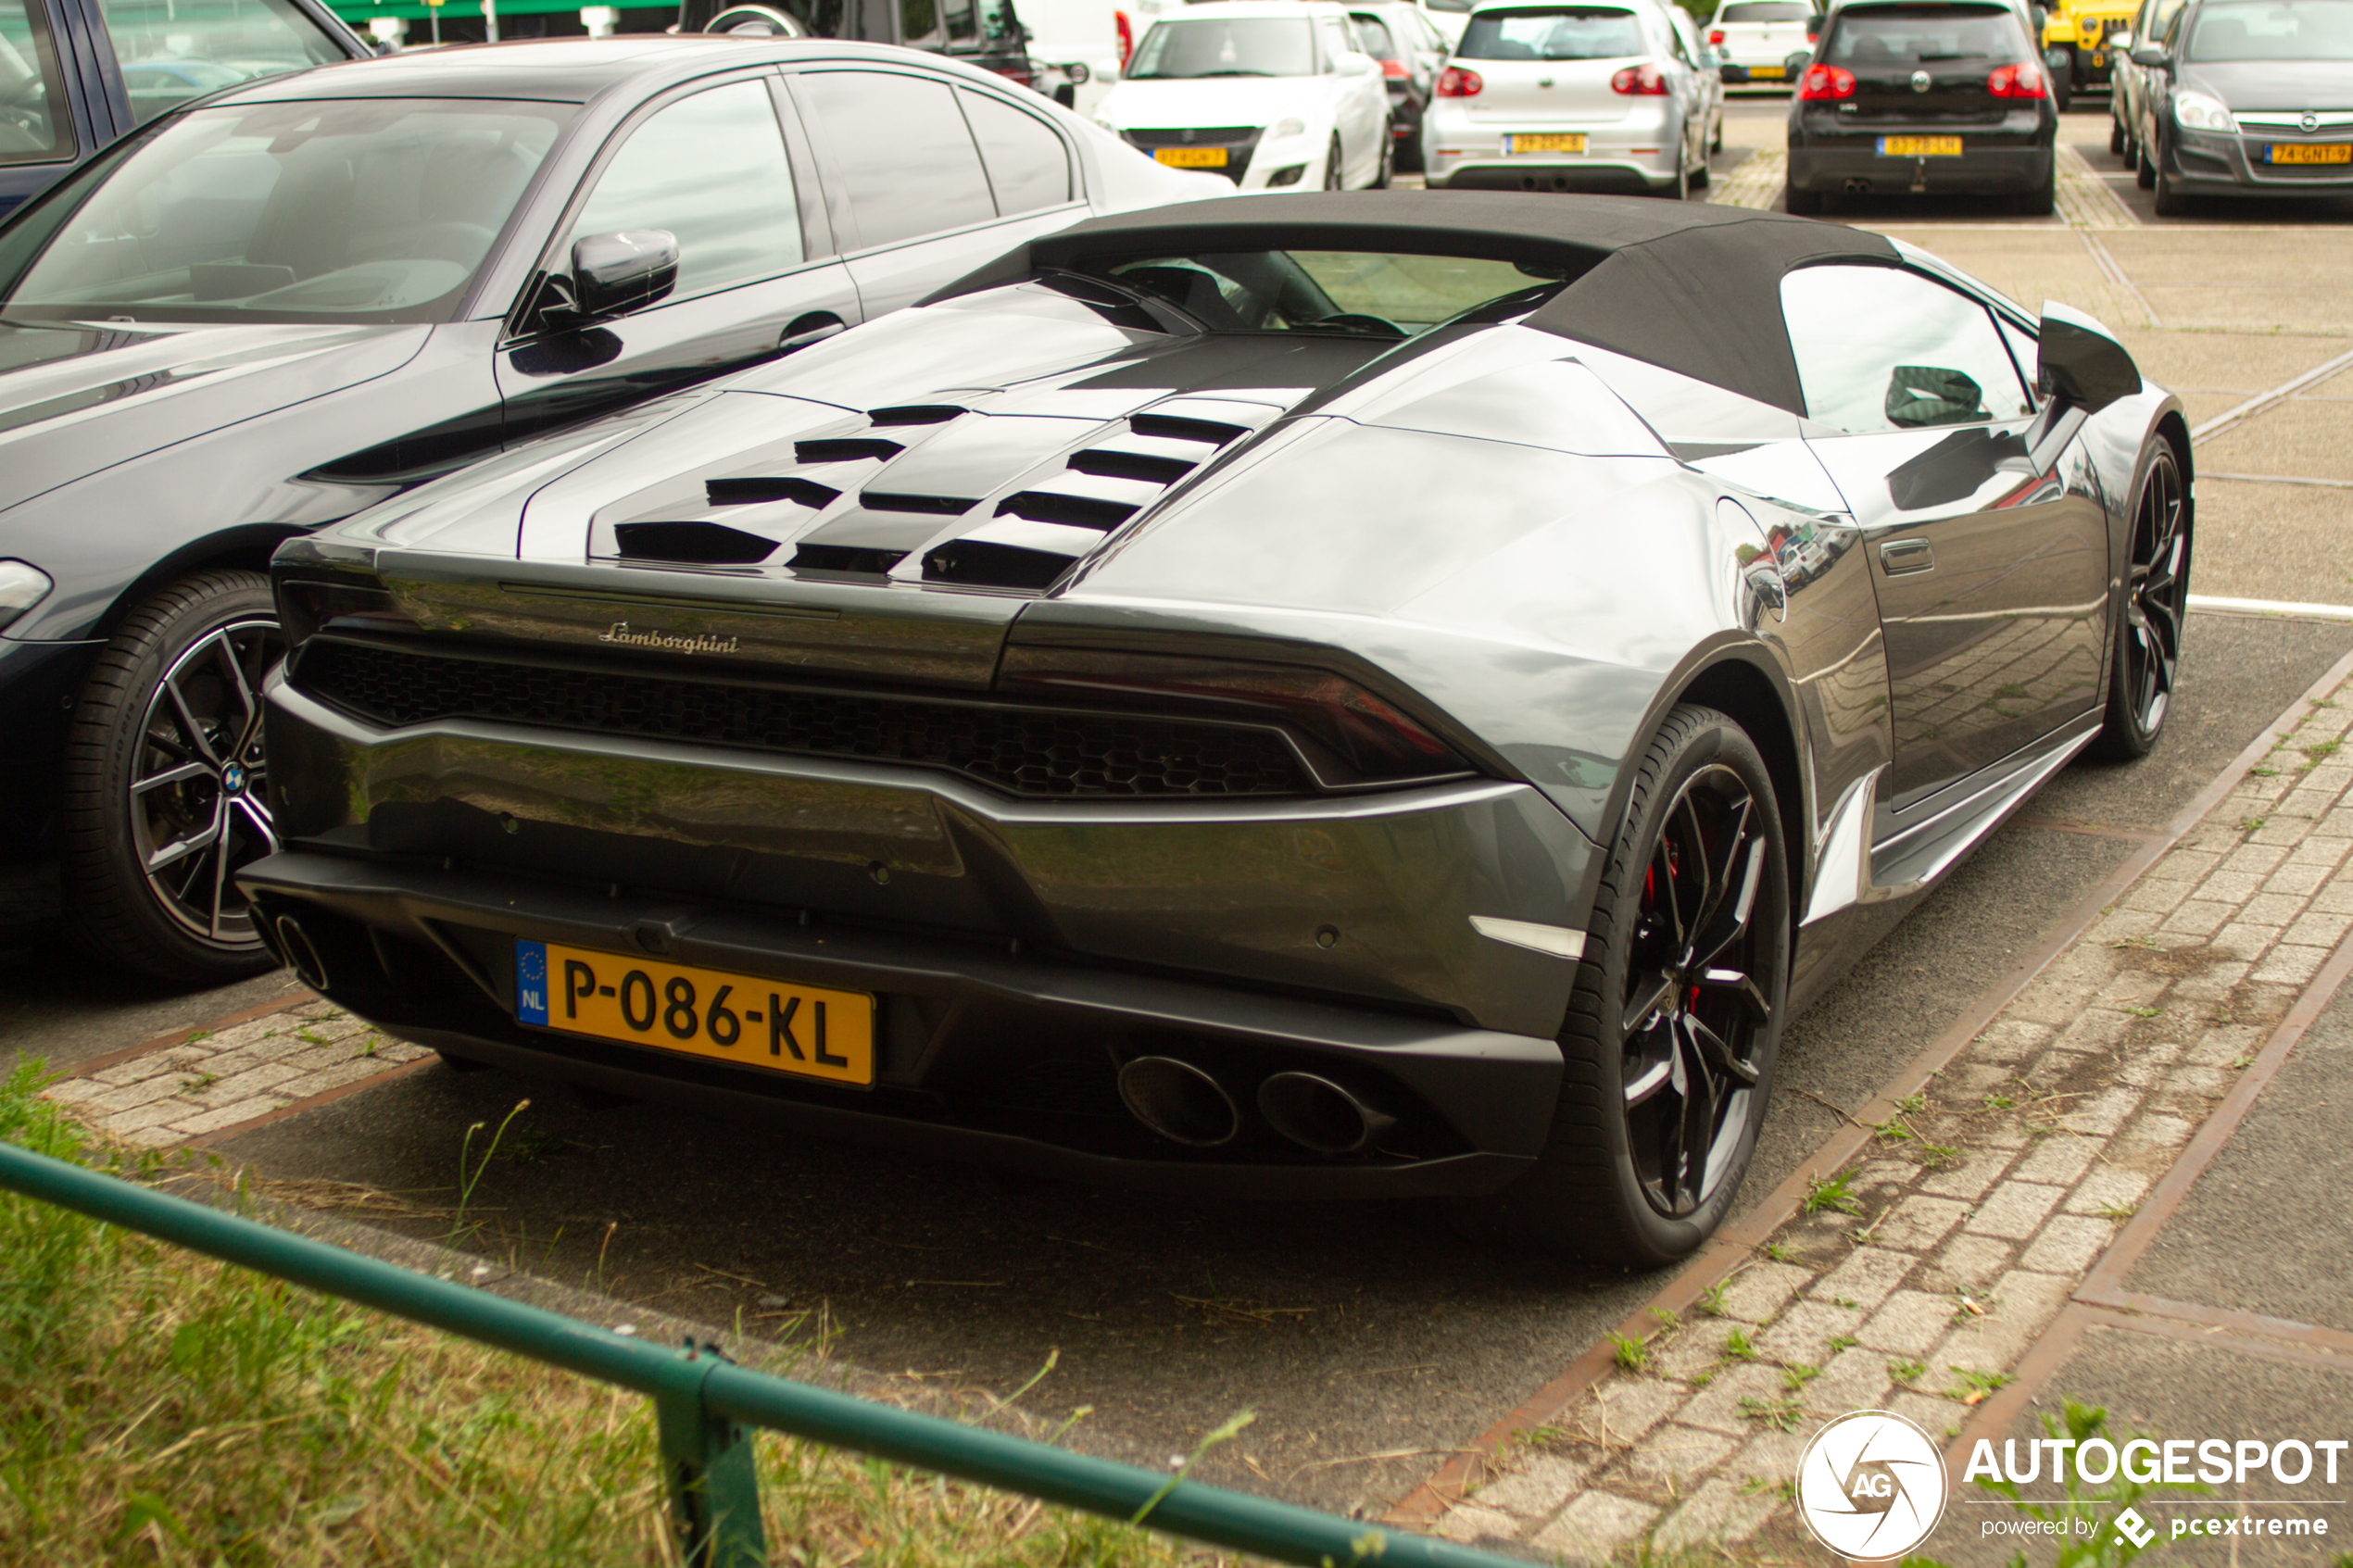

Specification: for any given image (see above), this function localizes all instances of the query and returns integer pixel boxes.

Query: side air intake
[611,521,778,565]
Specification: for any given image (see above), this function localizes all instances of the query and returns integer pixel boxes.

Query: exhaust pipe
[1117,1057,1238,1147]
[1843,178,1873,193]
[1257,1072,1398,1156]
[275,915,330,991]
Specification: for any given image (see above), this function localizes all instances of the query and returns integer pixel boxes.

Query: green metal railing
[0,1139,1526,1568]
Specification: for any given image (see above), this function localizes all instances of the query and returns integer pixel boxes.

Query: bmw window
[3,98,573,321]
[567,80,804,298]
[1782,265,2034,433]
[798,71,995,246]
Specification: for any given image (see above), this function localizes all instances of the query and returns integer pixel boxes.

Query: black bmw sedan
[1785,0,2058,214]
[2125,0,2353,213]
[0,36,1213,982]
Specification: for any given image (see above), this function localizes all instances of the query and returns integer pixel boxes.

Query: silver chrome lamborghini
[241,193,2191,1263]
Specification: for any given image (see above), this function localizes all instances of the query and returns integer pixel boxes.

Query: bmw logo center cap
[222,763,247,794]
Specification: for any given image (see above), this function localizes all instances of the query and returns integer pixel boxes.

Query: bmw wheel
[61,571,285,985]
[2095,440,2190,759]
[1485,704,1790,1264]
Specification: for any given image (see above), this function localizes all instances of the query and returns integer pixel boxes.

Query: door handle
[778,312,847,354]
[1880,538,1934,575]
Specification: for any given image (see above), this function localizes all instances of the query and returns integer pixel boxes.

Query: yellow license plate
[1153,145,1228,167]
[2267,142,2353,164]
[516,940,875,1086]
[1879,135,1964,157]
[1748,63,1785,77]
[1505,132,1588,154]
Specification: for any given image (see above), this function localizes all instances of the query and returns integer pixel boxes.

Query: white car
[1667,4,1727,157]
[1422,0,1712,197]
[1419,0,1476,46]
[1705,0,1818,86]
[1094,0,1396,191]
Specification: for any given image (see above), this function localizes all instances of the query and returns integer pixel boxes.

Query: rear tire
[61,571,285,986]
[2109,114,2126,154]
[2094,439,2190,759]
[1474,705,1790,1265]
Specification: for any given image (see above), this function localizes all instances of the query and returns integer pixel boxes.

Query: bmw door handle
[1880,538,1934,575]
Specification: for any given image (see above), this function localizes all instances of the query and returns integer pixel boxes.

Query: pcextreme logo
[1794,1410,1949,1559]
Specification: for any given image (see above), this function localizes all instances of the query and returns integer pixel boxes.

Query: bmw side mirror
[550,230,680,326]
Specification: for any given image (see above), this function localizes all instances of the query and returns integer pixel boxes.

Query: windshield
[1823,5,2023,62]
[1099,250,1568,338]
[2,97,573,324]
[1125,17,1316,76]
[1460,7,1646,59]
[2187,0,2353,58]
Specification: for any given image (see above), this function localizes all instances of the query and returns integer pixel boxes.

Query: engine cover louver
[590,395,1280,592]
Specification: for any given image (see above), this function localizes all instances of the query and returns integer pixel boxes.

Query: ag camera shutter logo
[1795,1410,1948,1559]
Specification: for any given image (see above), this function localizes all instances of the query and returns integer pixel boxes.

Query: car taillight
[1797,63,1856,98]
[1611,62,1669,94]
[1707,26,1725,43]
[1436,65,1482,95]
[1379,56,1409,76]
[991,60,1036,87]
[1116,8,1133,68]
[995,646,1471,787]
[1987,60,2048,96]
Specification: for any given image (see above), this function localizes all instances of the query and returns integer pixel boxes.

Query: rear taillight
[1987,61,2048,96]
[1436,65,1482,95]
[1116,8,1133,68]
[1707,26,1725,43]
[991,60,1036,88]
[1797,63,1856,98]
[1379,56,1409,76]
[1610,62,1669,94]
[996,646,1470,788]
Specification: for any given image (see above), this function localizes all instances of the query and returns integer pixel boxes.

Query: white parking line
[2204,471,2353,489]
[2189,594,2353,621]
[2191,344,2353,441]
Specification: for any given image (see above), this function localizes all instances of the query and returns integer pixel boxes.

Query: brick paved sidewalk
[1413,682,2353,1561]
[42,997,432,1146]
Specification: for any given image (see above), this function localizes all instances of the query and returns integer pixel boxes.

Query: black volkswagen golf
[1785,0,2058,212]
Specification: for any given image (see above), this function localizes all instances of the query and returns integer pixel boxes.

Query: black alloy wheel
[1481,704,1790,1264]
[61,571,285,985]
[1324,132,1346,190]
[2095,440,2190,758]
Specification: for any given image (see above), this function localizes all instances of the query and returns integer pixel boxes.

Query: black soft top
[926,191,1900,416]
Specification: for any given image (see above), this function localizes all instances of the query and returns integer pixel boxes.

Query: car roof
[217,36,974,106]
[930,191,1901,416]
[1147,1,1350,18]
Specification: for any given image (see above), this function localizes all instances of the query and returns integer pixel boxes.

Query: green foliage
[1696,1279,1730,1317]
[1737,1396,1806,1432]
[1723,1328,1757,1362]
[1608,1331,1650,1373]
[1804,1173,1864,1216]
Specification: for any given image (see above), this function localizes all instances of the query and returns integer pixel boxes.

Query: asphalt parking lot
[6,94,2353,1525]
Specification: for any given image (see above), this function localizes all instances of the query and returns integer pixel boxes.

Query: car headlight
[1269,116,1307,139]
[2173,89,2235,132]
[0,559,52,633]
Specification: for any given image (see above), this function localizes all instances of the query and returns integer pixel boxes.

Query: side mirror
[2036,301,2141,415]
[562,230,679,321]
[2131,44,2166,65]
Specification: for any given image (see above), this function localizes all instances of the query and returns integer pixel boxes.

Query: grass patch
[1802,1173,1863,1217]
[1736,1396,1806,1432]
[1722,1328,1757,1363]
[0,1063,1194,1568]
[1607,1332,1649,1373]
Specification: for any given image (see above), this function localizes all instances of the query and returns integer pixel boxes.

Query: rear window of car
[1822,3,2027,62]
[2187,0,2353,60]
[1459,6,1646,57]
[1718,2,1813,20]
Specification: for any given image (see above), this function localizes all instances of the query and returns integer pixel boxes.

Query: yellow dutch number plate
[515,939,875,1086]
[1506,132,1589,154]
[2267,143,2353,164]
[1154,145,1228,167]
[1748,63,1785,77]
[1879,134,1964,156]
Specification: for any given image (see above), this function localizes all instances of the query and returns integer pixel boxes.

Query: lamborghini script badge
[598,621,741,655]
